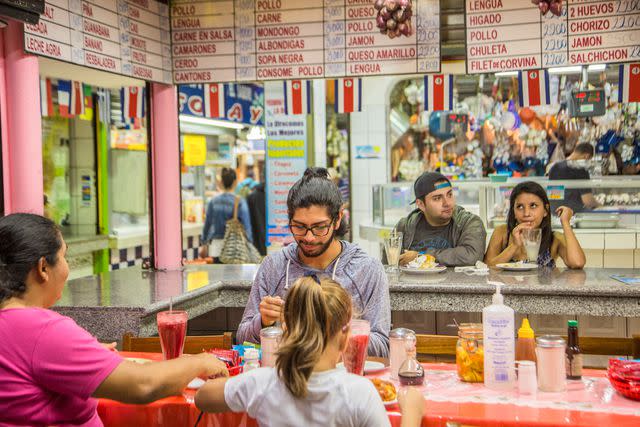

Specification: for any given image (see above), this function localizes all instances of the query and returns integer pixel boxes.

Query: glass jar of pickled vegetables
[456,323,484,383]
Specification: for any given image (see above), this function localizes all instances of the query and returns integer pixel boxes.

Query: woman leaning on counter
[485,181,586,269]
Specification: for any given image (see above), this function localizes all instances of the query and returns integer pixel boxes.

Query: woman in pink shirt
[0,213,228,427]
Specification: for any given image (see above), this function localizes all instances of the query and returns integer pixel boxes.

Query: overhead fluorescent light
[548,66,582,74]
[587,64,606,72]
[494,71,518,77]
[179,115,245,130]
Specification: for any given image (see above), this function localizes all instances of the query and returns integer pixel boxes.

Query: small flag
[334,78,362,113]
[619,63,640,103]
[57,80,84,116]
[40,77,54,117]
[284,80,311,115]
[70,80,85,116]
[57,79,71,117]
[203,83,225,118]
[517,69,551,107]
[423,74,454,111]
[97,88,111,124]
[121,86,145,121]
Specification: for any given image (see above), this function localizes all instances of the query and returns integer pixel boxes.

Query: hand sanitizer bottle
[483,281,515,391]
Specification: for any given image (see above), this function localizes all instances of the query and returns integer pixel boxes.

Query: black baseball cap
[412,172,452,203]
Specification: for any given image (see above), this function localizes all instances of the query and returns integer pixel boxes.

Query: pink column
[1,22,43,215]
[150,83,182,270]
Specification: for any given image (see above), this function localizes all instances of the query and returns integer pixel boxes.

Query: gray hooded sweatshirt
[237,241,391,357]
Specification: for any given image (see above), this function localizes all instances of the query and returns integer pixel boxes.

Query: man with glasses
[236,167,391,357]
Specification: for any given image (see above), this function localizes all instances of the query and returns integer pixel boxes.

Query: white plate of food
[370,378,398,406]
[496,262,538,271]
[337,360,387,374]
[400,265,447,274]
[402,254,446,274]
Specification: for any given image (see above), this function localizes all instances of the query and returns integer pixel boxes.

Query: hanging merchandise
[40,78,54,117]
[334,78,362,113]
[618,63,640,104]
[518,70,551,107]
[120,86,145,121]
[203,83,226,118]
[374,0,413,39]
[58,80,85,117]
[423,74,454,111]
[283,80,311,115]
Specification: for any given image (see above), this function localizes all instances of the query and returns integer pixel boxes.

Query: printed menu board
[466,0,640,73]
[24,0,172,83]
[171,0,441,83]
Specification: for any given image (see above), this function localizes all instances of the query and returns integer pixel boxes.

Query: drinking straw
[169,297,173,312]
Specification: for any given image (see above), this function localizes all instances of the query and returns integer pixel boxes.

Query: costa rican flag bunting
[619,63,640,103]
[423,74,454,111]
[40,78,54,117]
[334,78,362,113]
[517,69,551,107]
[203,83,225,118]
[121,86,145,121]
[284,80,311,115]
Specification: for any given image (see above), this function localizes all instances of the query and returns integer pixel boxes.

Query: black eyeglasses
[289,220,334,237]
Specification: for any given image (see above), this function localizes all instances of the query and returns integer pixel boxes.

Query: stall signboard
[178,83,265,126]
[264,81,307,248]
[465,0,640,74]
[171,0,441,83]
[24,0,172,83]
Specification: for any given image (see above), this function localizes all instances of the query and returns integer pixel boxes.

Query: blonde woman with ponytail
[195,276,391,426]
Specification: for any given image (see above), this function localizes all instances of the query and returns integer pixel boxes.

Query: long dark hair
[287,167,349,237]
[0,213,62,303]
[507,182,552,256]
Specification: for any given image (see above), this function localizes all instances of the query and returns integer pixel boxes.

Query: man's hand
[399,251,419,266]
[259,296,284,327]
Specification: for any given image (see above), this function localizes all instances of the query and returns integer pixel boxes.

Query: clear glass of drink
[522,228,541,263]
[384,231,403,273]
[157,310,188,360]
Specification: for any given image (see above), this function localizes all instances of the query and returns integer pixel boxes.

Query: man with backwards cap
[395,172,487,267]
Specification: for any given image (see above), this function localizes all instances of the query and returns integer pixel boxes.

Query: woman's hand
[556,206,574,226]
[194,353,229,380]
[199,245,209,259]
[509,222,533,247]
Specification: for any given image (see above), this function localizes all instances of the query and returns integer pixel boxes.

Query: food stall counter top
[54,265,640,343]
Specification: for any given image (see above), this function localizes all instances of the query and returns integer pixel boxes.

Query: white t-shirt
[224,367,391,427]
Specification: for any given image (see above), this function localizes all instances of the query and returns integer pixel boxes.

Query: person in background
[0,213,228,427]
[200,168,253,262]
[247,176,266,256]
[391,132,415,182]
[196,277,423,427]
[548,142,600,213]
[237,167,390,357]
[396,172,487,267]
[484,181,586,269]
